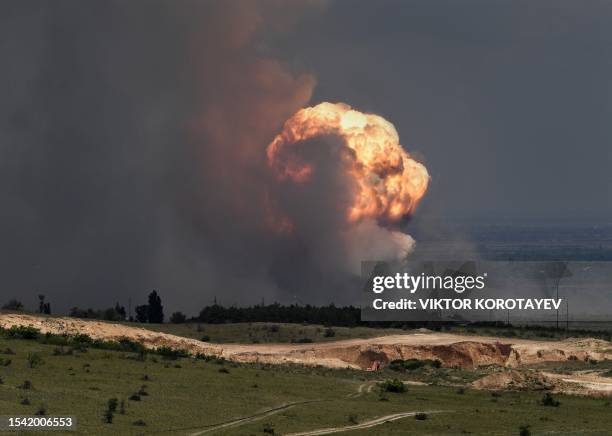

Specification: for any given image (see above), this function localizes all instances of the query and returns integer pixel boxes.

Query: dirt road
[284,411,447,436]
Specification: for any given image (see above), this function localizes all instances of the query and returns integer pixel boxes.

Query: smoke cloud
[0,0,427,314]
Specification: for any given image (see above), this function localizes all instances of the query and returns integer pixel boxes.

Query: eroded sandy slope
[1,313,610,371]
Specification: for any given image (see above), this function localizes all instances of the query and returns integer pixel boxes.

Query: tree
[147,291,164,324]
[114,303,126,320]
[170,312,186,324]
[134,305,148,323]
[2,299,24,311]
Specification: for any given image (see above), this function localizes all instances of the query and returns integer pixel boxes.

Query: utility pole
[566,299,569,333]
[556,282,559,330]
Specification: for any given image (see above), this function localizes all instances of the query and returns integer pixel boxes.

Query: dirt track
[1,313,610,371]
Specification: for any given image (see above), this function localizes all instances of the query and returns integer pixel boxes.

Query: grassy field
[136,321,408,344]
[0,335,611,435]
[137,320,611,344]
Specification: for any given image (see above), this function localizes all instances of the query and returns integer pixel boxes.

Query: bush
[72,333,93,344]
[0,358,12,367]
[118,338,146,353]
[291,338,313,343]
[27,352,44,368]
[19,380,33,390]
[519,424,531,436]
[133,419,146,426]
[35,405,46,416]
[379,379,406,393]
[389,358,441,371]
[6,326,40,339]
[2,347,15,355]
[103,409,113,424]
[415,413,428,421]
[2,299,24,311]
[53,347,73,356]
[129,393,141,401]
[20,397,30,405]
[155,346,189,360]
[201,336,210,342]
[541,393,560,407]
[263,423,275,434]
[323,328,335,338]
[170,312,187,323]
[107,398,118,413]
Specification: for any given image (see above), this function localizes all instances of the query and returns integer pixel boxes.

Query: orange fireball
[267,102,429,223]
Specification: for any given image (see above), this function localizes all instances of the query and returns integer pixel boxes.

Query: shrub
[379,379,406,393]
[218,367,230,374]
[541,393,560,407]
[129,393,141,401]
[2,347,15,355]
[133,419,146,426]
[519,424,531,436]
[53,347,73,356]
[155,346,189,360]
[201,335,211,342]
[263,423,275,434]
[138,385,149,396]
[2,299,24,311]
[20,397,30,405]
[415,413,428,421]
[389,358,441,371]
[348,414,358,424]
[107,398,118,413]
[0,358,12,367]
[72,333,93,344]
[35,405,46,416]
[118,338,146,353]
[170,312,187,323]
[27,352,44,368]
[6,326,40,339]
[103,409,113,424]
[19,380,33,390]
[291,338,313,343]
[323,328,335,338]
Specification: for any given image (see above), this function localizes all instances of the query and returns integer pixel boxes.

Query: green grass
[0,337,611,435]
[136,321,408,344]
[136,320,611,345]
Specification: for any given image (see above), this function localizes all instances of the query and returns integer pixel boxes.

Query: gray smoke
[0,1,335,314]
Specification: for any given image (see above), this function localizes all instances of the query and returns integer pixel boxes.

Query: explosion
[267,102,430,226]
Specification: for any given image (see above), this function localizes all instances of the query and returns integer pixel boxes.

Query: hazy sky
[1,1,610,314]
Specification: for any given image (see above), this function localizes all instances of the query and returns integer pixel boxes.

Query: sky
[0,0,610,315]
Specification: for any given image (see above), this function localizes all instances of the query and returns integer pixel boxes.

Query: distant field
[136,321,408,344]
[135,321,611,345]
[0,336,611,435]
